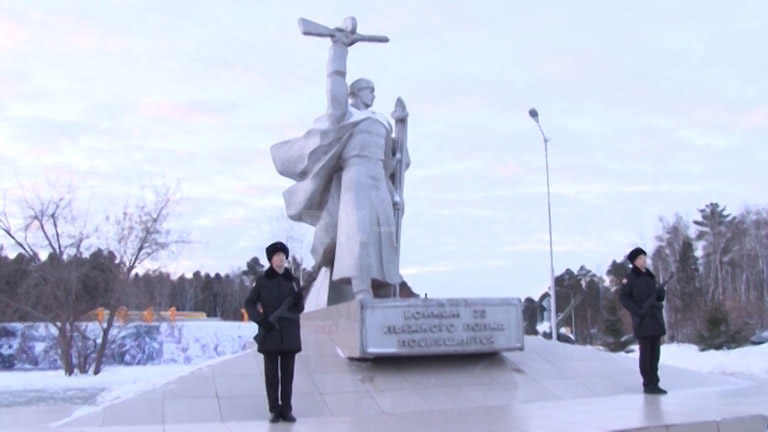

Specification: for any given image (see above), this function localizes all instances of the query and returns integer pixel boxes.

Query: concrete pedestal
[305,297,524,359]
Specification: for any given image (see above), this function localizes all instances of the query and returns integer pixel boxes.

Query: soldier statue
[270,17,411,305]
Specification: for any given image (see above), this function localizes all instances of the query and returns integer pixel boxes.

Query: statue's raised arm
[326,42,350,124]
[297,17,389,124]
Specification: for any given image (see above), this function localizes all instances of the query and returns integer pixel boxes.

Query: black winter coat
[619,266,667,338]
[244,267,304,354]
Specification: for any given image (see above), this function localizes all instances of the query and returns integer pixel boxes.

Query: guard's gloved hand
[640,301,655,316]
[257,318,275,332]
[641,301,663,316]
[293,290,304,305]
[640,303,650,316]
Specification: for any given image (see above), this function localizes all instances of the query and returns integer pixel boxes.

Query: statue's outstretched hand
[331,30,357,47]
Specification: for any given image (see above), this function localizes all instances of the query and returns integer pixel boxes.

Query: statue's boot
[352,277,373,300]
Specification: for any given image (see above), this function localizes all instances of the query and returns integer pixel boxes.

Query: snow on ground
[625,342,768,379]
[0,321,257,411]
[4,319,767,422]
[160,320,255,364]
[1,364,196,392]
[50,351,246,426]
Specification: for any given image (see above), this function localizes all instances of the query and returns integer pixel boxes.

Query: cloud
[676,129,731,149]
[742,106,768,129]
[409,191,459,201]
[500,233,611,254]
[430,207,503,218]
[408,160,488,177]
[0,16,26,51]
[66,29,139,52]
[401,259,507,277]
[401,263,452,276]
[219,65,269,87]
[474,182,707,201]
[0,10,146,54]
[6,117,95,143]
[32,11,145,53]
[493,161,524,177]
[139,100,237,122]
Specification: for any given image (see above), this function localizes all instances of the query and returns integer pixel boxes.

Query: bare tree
[1,184,187,375]
[0,190,98,375]
[91,185,187,375]
[651,215,692,342]
[1,189,91,263]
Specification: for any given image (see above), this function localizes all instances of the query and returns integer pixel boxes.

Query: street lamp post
[528,107,558,342]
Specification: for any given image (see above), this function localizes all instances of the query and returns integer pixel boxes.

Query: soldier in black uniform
[244,241,304,422]
[619,247,668,395]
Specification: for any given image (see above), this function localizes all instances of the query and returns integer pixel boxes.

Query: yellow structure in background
[159,310,206,321]
[85,307,207,323]
[116,306,128,324]
[142,306,154,323]
[241,308,248,322]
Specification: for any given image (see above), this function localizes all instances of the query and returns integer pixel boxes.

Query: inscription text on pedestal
[362,299,523,356]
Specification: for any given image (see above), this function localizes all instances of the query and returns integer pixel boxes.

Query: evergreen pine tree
[697,303,747,350]
[522,297,539,335]
[601,289,628,352]
[675,236,700,341]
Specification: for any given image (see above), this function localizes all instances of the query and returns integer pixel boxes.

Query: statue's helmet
[349,78,374,96]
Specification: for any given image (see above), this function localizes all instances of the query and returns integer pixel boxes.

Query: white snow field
[627,341,768,379]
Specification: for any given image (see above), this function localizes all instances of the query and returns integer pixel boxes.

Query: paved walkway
[4,316,767,431]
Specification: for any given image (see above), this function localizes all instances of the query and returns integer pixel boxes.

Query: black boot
[644,385,668,395]
[269,411,281,423]
[281,411,297,423]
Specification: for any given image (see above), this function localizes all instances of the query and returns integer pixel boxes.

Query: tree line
[522,202,768,352]
[2,190,765,375]
[0,252,268,323]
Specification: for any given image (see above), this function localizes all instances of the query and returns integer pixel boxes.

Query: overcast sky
[1,1,766,299]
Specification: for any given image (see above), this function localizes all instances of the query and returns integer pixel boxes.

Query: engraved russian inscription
[370,303,513,352]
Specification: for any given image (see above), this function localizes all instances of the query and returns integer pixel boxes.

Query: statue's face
[357,87,375,108]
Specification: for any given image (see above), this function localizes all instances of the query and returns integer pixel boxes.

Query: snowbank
[626,342,768,378]
[1,364,196,392]
[0,321,257,370]
[0,321,258,423]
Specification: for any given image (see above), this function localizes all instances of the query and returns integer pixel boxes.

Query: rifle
[641,272,675,313]
[253,278,308,345]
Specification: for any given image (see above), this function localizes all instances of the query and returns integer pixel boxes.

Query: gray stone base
[304,297,524,359]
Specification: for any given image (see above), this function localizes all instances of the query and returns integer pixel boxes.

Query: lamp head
[528,107,540,123]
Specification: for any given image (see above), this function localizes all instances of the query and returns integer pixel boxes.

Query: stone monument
[271,17,524,358]
[271,16,414,306]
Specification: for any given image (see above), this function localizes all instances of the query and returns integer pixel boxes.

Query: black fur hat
[627,247,647,265]
[266,241,289,263]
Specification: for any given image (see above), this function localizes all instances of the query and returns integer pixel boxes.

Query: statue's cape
[270,107,410,261]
